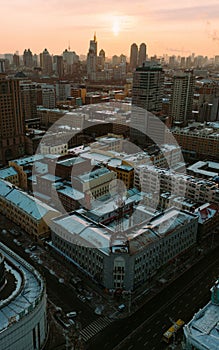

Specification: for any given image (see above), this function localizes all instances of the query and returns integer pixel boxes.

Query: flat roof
[76,167,111,182]
[184,288,219,350]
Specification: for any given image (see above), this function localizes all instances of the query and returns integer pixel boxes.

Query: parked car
[118,304,125,312]
[67,311,77,318]
[77,294,86,303]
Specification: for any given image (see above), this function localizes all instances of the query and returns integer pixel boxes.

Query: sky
[1,0,219,58]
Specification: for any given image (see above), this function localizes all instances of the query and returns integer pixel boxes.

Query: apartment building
[170,123,219,161]
[135,165,219,204]
[50,207,198,290]
[0,180,60,239]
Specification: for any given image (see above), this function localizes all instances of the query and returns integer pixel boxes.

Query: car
[9,229,20,237]
[77,294,86,302]
[66,311,77,318]
[118,304,125,312]
[30,245,37,251]
[68,319,75,326]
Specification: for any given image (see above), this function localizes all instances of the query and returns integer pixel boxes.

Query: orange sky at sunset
[1,0,219,58]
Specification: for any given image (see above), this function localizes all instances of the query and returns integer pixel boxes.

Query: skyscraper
[130,43,138,72]
[0,74,25,164]
[40,49,53,75]
[138,43,147,67]
[53,55,64,78]
[87,33,98,81]
[131,61,165,146]
[132,61,164,112]
[19,81,37,120]
[23,49,33,68]
[13,53,20,67]
[0,60,5,73]
[169,70,194,126]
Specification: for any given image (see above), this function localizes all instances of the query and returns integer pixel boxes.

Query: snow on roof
[57,156,86,167]
[0,167,18,179]
[188,161,219,177]
[34,161,48,174]
[10,154,44,166]
[57,185,84,201]
[40,174,61,182]
[80,152,111,163]
[0,179,58,220]
[52,213,111,252]
[76,167,111,182]
[195,203,217,224]
[184,299,219,350]
[0,243,44,332]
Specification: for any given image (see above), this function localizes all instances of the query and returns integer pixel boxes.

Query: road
[0,217,98,329]
[1,214,219,350]
[87,246,219,350]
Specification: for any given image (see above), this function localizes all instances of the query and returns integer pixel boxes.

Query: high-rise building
[87,33,98,81]
[23,49,33,68]
[53,55,64,78]
[138,43,147,67]
[169,70,194,126]
[131,61,165,145]
[0,74,25,165]
[98,49,105,69]
[19,81,37,120]
[132,61,164,112]
[41,86,56,108]
[13,53,20,67]
[40,48,53,75]
[56,81,71,101]
[0,59,5,73]
[129,43,138,71]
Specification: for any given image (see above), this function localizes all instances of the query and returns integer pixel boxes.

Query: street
[87,246,219,350]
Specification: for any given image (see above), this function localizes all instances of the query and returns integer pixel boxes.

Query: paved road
[87,246,219,350]
[1,214,218,350]
[0,220,98,328]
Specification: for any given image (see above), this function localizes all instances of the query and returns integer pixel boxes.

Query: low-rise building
[187,161,219,179]
[72,167,117,203]
[135,165,219,204]
[183,280,219,350]
[170,122,219,161]
[0,167,19,186]
[107,164,134,189]
[50,207,198,290]
[0,243,47,350]
[9,154,44,190]
[0,179,60,240]
[194,203,219,241]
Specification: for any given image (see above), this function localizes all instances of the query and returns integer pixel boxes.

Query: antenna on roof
[68,40,71,51]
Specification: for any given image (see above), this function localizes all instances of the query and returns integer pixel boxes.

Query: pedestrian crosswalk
[80,317,113,342]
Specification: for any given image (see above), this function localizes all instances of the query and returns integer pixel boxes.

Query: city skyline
[1,0,219,58]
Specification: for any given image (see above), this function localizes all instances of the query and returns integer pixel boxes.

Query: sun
[112,19,120,36]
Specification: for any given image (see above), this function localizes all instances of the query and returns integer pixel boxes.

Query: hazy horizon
[1,0,219,58]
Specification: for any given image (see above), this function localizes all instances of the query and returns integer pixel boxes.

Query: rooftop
[10,154,44,166]
[0,243,45,332]
[0,167,18,179]
[0,179,59,221]
[184,281,219,350]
